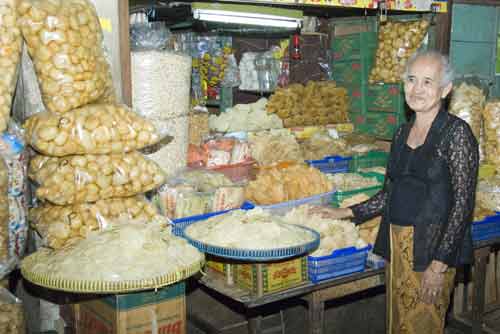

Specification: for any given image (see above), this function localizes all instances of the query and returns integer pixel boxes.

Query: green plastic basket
[366,83,405,114]
[349,151,389,173]
[332,59,373,86]
[331,172,384,208]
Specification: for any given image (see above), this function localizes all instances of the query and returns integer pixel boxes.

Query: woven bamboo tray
[21,250,204,294]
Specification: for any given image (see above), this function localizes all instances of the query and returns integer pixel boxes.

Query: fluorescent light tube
[194,11,301,28]
[191,3,303,29]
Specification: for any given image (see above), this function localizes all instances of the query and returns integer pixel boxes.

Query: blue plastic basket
[179,210,321,262]
[366,251,385,269]
[472,213,500,242]
[308,245,371,283]
[171,201,255,236]
[258,191,336,217]
[305,156,352,174]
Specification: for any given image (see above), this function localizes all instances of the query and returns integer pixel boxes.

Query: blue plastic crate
[308,245,371,283]
[472,213,500,242]
[305,156,352,174]
[366,251,385,269]
[258,191,336,216]
[171,201,255,236]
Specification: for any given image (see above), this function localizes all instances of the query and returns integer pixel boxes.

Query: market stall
[3,0,500,333]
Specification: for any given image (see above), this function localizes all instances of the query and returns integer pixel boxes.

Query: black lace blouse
[350,109,479,271]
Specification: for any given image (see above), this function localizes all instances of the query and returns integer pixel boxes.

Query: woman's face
[403,56,452,114]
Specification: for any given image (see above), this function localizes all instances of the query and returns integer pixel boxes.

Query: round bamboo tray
[21,249,204,294]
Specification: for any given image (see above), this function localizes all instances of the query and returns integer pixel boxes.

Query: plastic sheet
[18,0,116,113]
[13,45,45,122]
[476,176,500,212]
[30,196,158,249]
[0,157,8,263]
[0,0,22,132]
[0,128,27,198]
[483,100,500,172]
[369,19,429,84]
[450,78,487,141]
[145,116,188,178]
[7,196,27,259]
[24,104,161,156]
[188,112,209,146]
[130,22,171,50]
[153,169,242,219]
[29,151,165,205]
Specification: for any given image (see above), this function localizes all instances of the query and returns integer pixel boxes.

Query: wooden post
[485,252,497,306]
[307,292,325,334]
[472,247,490,334]
[119,0,132,107]
[434,0,453,55]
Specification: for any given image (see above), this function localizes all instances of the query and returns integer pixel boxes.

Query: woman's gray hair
[402,50,454,87]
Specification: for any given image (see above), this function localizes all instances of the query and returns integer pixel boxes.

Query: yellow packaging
[206,259,226,275]
[289,126,323,140]
[326,123,354,133]
[290,123,354,140]
[235,257,307,296]
[479,164,497,180]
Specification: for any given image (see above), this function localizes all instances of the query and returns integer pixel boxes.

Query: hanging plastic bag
[30,196,158,249]
[221,54,240,88]
[17,0,116,113]
[28,152,166,205]
[130,22,171,50]
[0,0,22,132]
[369,19,430,84]
[24,104,161,156]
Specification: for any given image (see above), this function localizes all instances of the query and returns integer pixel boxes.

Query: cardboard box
[234,257,308,297]
[206,256,235,285]
[75,283,186,334]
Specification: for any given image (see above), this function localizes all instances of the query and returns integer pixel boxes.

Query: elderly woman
[328,50,479,333]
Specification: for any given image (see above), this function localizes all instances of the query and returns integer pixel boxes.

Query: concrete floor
[186,282,473,334]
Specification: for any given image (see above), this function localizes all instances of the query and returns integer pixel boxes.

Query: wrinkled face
[403,56,452,114]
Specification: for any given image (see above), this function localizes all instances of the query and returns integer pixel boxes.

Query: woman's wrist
[429,260,447,274]
[342,208,354,218]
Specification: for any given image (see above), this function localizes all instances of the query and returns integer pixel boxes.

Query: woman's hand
[308,206,353,220]
[419,260,448,304]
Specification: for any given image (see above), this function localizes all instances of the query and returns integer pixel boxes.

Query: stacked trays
[308,246,372,283]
